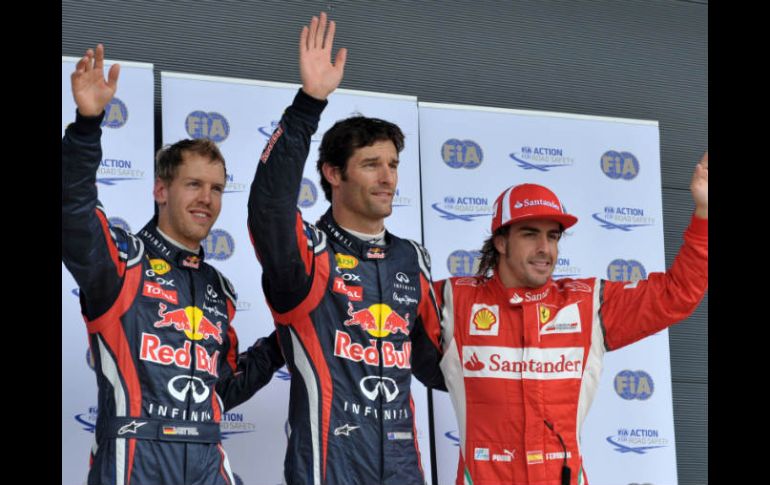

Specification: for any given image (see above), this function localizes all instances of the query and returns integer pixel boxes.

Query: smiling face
[323,139,399,233]
[494,219,562,288]
[153,152,225,250]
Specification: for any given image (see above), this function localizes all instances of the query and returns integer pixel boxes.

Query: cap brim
[499,213,578,231]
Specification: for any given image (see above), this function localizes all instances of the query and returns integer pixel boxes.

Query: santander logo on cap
[491,184,578,233]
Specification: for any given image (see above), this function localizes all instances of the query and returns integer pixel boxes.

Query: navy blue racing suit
[62,110,283,485]
[248,89,445,485]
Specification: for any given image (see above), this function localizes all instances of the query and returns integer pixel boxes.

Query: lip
[189,209,212,221]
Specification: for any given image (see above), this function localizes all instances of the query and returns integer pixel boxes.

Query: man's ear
[321,162,342,189]
[153,178,168,206]
[493,233,507,256]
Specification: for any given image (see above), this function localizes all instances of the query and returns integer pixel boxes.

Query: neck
[331,205,385,234]
[156,223,200,252]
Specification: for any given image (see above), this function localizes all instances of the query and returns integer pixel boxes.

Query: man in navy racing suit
[62,44,283,485]
[248,13,445,485]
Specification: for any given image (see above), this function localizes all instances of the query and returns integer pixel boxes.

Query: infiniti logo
[395,272,410,284]
[359,376,399,402]
[168,375,210,403]
[206,284,218,299]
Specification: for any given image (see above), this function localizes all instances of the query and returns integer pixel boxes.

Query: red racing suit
[433,215,707,485]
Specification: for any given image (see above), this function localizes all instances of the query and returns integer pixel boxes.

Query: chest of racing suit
[84,221,240,485]
[434,216,708,485]
[248,89,444,485]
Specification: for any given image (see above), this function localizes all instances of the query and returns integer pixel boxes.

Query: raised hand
[299,12,347,100]
[691,152,708,218]
[71,43,120,117]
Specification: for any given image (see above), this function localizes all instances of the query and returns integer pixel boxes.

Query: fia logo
[186,111,230,142]
[442,139,483,169]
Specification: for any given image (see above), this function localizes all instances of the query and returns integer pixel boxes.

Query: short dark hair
[155,138,226,184]
[316,116,405,202]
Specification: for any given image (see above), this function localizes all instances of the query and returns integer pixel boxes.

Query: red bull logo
[154,303,223,344]
[366,247,386,259]
[182,255,201,269]
[140,333,220,377]
[343,302,409,337]
[334,330,411,369]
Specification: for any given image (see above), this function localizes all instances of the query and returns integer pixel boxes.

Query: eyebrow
[358,157,399,164]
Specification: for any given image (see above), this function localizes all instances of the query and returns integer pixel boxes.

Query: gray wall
[62,1,707,483]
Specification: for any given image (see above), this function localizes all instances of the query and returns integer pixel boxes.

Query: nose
[535,233,550,253]
[380,164,397,187]
[198,186,212,205]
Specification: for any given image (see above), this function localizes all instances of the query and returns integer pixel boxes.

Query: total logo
[614,370,654,400]
[509,146,574,172]
[153,302,224,344]
[447,250,482,276]
[606,427,668,454]
[185,111,229,142]
[108,217,131,233]
[298,178,318,208]
[593,205,655,231]
[607,259,647,283]
[333,278,363,301]
[343,302,409,337]
[101,97,128,128]
[601,150,640,180]
[442,139,483,169]
[203,228,235,260]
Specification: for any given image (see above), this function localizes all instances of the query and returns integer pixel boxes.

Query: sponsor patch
[526,450,544,465]
[335,253,359,269]
[470,303,499,336]
[538,302,581,335]
[149,258,171,275]
[474,447,490,461]
[143,281,179,305]
[387,431,413,440]
[333,277,363,301]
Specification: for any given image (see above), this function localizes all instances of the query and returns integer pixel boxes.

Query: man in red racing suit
[431,156,708,485]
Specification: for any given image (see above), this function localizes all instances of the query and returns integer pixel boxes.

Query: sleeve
[408,241,446,391]
[216,331,286,412]
[247,89,328,314]
[62,110,136,320]
[600,215,708,351]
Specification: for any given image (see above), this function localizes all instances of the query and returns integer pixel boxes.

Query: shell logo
[472,308,497,330]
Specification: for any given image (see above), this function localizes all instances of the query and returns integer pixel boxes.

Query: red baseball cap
[490,183,578,233]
